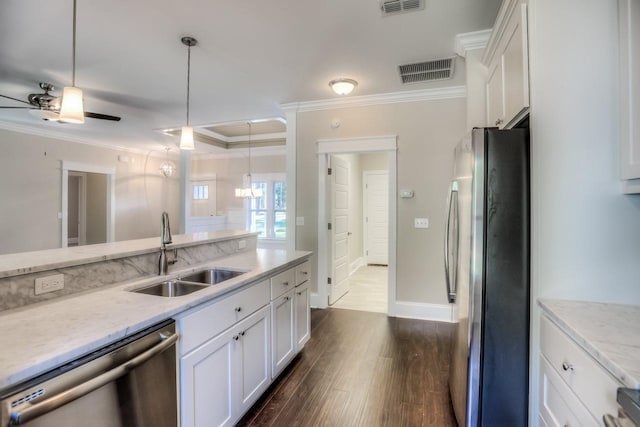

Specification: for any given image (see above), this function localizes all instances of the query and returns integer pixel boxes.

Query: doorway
[316,136,397,314]
[61,161,115,248]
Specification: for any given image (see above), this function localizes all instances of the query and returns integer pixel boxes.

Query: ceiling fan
[0,82,121,122]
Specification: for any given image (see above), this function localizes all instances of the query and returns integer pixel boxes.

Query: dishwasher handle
[9,331,178,426]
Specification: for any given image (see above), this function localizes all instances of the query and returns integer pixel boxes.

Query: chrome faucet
[159,212,177,275]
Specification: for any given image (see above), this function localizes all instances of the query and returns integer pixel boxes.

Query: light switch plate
[34,274,64,295]
[414,218,429,229]
[296,217,305,226]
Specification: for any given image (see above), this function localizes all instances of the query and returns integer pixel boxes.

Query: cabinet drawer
[270,268,295,300]
[539,356,598,427]
[178,279,270,355]
[295,260,310,286]
[540,315,621,421]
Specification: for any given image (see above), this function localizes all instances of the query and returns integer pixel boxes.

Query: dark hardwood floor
[237,308,456,427]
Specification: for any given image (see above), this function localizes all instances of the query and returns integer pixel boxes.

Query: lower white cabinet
[271,288,295,379]
[538,315,622,425]
[180,306,270,427]
[294,280,310,351]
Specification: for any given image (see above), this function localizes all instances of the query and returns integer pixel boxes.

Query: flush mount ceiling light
[59,0,84,124]
[179,36,198,150]
[329,78,358,95]
[159,147,176,177]
[235,122,264,199]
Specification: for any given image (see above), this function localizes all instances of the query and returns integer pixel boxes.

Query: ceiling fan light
[329,78,358,95]
[180,126,195,150]
[59,86,85,123]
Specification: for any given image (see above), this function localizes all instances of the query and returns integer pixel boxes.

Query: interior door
[365,172,389,265]
[329,156,350,305]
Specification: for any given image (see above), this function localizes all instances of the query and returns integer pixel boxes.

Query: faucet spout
[159,212,175,275]
[161,211,172,249]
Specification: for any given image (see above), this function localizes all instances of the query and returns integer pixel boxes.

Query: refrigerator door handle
[444,183,459,303]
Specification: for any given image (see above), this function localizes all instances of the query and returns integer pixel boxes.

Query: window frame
[245,173,286,240]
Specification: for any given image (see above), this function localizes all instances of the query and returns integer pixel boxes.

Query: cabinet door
[486,60,504,128]
[236,306,271,416]
[502,4,529,126]
[294,281,310,351]
[180,327,238,427]
[271,289,295,378]
[619,0,640,182]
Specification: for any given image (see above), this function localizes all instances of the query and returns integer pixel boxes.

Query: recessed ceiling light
[329,78,358,95]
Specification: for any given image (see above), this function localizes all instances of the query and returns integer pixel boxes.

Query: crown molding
[454,29,492,57]
[0,120,176,159]
[281,85,466,113]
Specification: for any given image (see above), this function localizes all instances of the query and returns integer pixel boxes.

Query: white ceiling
[0,0,501,153]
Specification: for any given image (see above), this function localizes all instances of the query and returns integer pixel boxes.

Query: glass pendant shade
[159,161,176,177]
[59,86,85,123]
[180,126,195,150]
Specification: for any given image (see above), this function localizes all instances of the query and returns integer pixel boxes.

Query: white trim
[285,110,297,252]
[392,301,454,322]
[61,161,116,247]
[281,86,466,113]
[317,135,397,154]
[310,292,322,309]
[317,138,397,314]
[192,145,286,160]
[454,29,493,57]
[349,257,364,275]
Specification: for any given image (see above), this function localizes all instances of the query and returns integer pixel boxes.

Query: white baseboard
[389,301,454,323]
[349,257,364,275]
[310,292,327,309]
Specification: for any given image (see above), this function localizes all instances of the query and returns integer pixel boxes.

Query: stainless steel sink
[179,268,246,285]
[131,280,209,297]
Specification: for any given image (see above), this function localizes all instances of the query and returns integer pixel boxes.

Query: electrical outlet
[34,274,64,295]
[238,240,247,249]
[414,218,429,229]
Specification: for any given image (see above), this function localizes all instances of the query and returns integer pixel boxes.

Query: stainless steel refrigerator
[445,127,530,427]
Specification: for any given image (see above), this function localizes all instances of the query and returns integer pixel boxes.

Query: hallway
[332,265,388,313]
[238,308,456,427]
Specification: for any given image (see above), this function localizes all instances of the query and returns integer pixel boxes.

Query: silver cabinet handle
[240,331,245,336]
[562,361,574,372]
[9,331,178,425]
[235,306,242,313]
[284,296,290,301]
[495,118,503,126]
[297,291,303,296]
[233,335,239,341]
[283,281,289,286]
[300,271,308,275]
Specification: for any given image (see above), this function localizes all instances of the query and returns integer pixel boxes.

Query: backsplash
[0,236,257,312]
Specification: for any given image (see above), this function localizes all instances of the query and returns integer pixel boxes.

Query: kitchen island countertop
[0,248,311,392]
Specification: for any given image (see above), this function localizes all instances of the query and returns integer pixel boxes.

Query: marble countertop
[0,230,259,279]
[0,248,311,392]
[539,299,640,389]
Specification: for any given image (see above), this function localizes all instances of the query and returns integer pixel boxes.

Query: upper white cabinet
[483,0,529,129]
[619,0,640,192]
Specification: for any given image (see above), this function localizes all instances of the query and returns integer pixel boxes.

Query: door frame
[363,170,389,266]
[61,161,116,248]
[316,135,397,314]
[68,171,87,246]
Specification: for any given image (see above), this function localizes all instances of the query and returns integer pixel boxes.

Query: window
[247,175,286,240]
[192,184,209,200]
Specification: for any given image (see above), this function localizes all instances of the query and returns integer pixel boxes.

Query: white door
[329,156,350,305]
[365,172,389,265]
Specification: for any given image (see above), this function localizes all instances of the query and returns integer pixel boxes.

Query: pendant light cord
[186,44,191,126]
[72,0,77,86]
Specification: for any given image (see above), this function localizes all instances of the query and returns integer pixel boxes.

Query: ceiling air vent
[398,57,456,84]
[379,0,424,15]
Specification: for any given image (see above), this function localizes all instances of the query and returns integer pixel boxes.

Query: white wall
[0,128,180,254]
[527,0,640,423]
[295,98,467,305]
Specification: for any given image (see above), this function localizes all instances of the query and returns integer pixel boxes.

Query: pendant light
[159,147,176,177]
[235,122,263,199]
[59,0,85,124]
[179,36,197,150]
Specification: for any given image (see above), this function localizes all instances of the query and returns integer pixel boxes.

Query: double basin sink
[132,268,246,297]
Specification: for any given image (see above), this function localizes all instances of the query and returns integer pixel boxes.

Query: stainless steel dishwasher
[0,320,178,427]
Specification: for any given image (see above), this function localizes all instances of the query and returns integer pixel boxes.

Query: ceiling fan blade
[0,94,32,105]
[84,111,121,122]
[0,106,36,109]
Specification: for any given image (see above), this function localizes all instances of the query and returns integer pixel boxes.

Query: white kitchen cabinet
[619,0,640,192]
[538,315,622,425]
[483,0,529,129]
[294,279,310,351]
[271,288,295,379]
[180,306,270,427]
